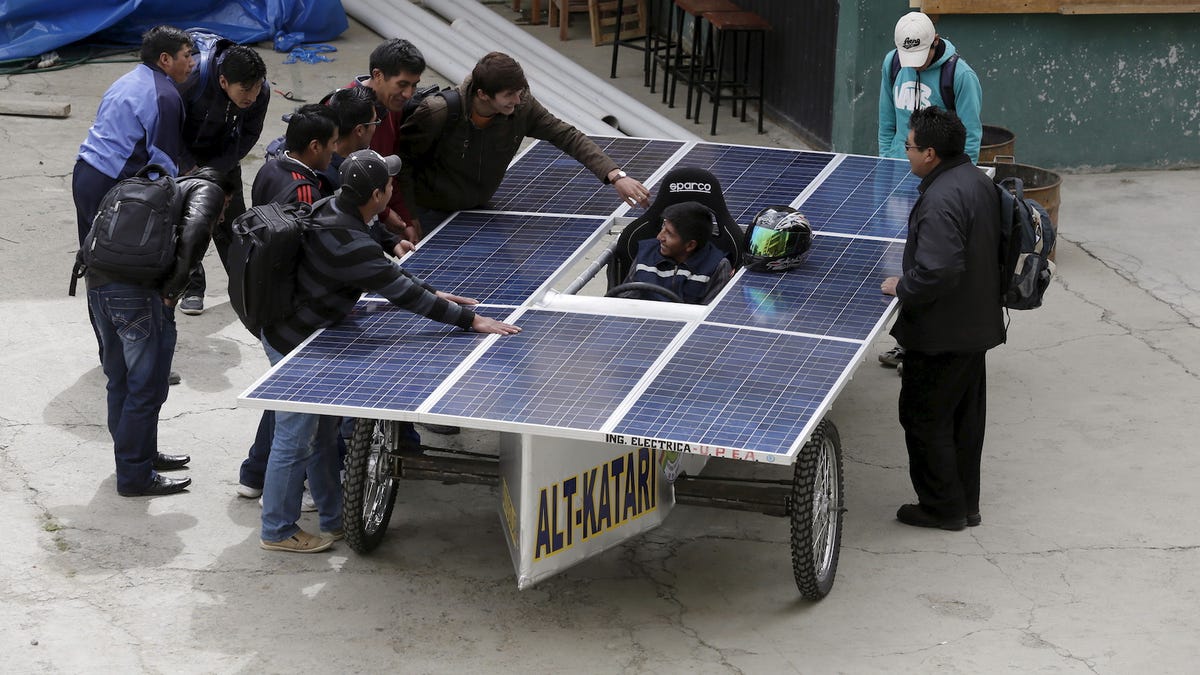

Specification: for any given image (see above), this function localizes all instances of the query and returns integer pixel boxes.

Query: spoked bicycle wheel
[342,418,402,553]
[790,418,844,600]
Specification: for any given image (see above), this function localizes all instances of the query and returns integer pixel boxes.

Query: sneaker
[260,529,333,553]
[321,528,345,541]
[878,346,905,367]
[301,489,317,512]
[179,295,204,315]
[168,370,182,385]
[236,483,263,499]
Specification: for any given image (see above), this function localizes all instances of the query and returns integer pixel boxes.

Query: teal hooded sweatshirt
[878,37,983,163]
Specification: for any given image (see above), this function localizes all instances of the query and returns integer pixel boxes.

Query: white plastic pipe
[421,0,702,141]
[345,0,617,136]
[344,0,473,82]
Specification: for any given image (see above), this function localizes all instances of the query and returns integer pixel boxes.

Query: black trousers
[898,350,987,519]
[185,164,246,297]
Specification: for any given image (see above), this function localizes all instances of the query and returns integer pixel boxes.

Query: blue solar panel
[242,146,916,463]
[370,213,603,305]
[488,137,685,215]
[670,144,833,224]
[429,310,684,428]
[798,155,918,239]
[613,324,863,456]
[706,236,903,340]
[244,302,503,413]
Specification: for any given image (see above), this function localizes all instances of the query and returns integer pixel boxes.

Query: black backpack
[69,164,181,296]
[996,177,1056,311]
[890,51,959,112]
[402,84,462,126]
[226,198,330,336]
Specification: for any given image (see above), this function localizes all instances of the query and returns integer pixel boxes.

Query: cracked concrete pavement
[3,10,1199,674]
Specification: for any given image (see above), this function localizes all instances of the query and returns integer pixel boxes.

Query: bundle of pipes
[341,0,702,141]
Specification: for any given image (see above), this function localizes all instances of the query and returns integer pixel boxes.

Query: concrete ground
[3,4,1199,673]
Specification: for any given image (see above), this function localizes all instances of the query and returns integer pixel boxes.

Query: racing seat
[605,166,744,290]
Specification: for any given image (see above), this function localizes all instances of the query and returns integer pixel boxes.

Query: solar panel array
[241,138,916,463]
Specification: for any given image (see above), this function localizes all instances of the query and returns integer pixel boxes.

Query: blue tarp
[0,0,348,61]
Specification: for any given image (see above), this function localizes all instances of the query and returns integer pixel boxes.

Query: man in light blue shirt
[72,25,195,245]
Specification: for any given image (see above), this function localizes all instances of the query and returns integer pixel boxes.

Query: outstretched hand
[613,175,651,209]
[472,315,521,335]
[436,291,479,306]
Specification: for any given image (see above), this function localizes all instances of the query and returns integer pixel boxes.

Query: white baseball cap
[894,12,936,68]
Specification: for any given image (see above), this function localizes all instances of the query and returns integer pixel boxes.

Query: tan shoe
[320,528,345,541]
[260,529,333,553]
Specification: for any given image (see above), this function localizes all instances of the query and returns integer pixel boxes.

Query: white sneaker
[236,483,263,499]
[255,490,317,511]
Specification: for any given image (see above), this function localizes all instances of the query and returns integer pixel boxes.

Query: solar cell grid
[671,144,833,224]
[613,324,863,456]
[798,155,918,239]
[242,147,912,463]
[430,310,684,429]
[383,212,603,305]
[488,137,685,215]
[244,302,500,413]
[707,236,903,340]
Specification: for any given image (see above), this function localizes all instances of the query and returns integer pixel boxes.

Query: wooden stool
[549,0,590,41]
[695,9,770,134]
[514,0,544,25]
[665,0,740,113]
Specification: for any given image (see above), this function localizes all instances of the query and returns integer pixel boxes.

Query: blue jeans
[238,410,275,490]
[260,336,343,541]
[88,282,176,494]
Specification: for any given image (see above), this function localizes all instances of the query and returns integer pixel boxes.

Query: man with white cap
[878,11,982,163]
[256,149,521,553]
[877,11,983,372]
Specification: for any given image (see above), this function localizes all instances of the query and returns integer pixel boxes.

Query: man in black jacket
[176,31,270,315]
[881,107,1004,531]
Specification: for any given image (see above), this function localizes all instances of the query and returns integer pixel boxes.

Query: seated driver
[619,201,732,304]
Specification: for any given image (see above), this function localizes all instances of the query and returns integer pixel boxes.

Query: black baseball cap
[339,149,401,202]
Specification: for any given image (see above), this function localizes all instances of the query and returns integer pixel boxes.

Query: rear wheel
[789,419,844,600]
[342,418,401,553]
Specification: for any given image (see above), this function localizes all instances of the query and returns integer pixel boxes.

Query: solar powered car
[240,137,913,599]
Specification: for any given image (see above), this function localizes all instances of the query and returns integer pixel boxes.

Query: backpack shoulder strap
[889,51,901,87]
[438,89,463,130]
[940,53,959,112]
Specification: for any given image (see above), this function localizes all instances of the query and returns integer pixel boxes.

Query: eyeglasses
[904,143,928,152]
[362,119,383,127]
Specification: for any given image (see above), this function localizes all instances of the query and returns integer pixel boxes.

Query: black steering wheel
[605,282,684,303]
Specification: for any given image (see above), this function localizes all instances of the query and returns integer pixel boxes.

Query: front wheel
[342,418,402,553]
[790,418,844,600]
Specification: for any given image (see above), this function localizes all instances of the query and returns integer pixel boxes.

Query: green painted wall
[832,2,1200,171]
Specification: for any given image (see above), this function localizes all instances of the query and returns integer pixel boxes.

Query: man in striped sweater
[258,149,521,553]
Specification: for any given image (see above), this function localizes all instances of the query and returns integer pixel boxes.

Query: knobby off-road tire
[342,418,401,553]
[790,418,844,600]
